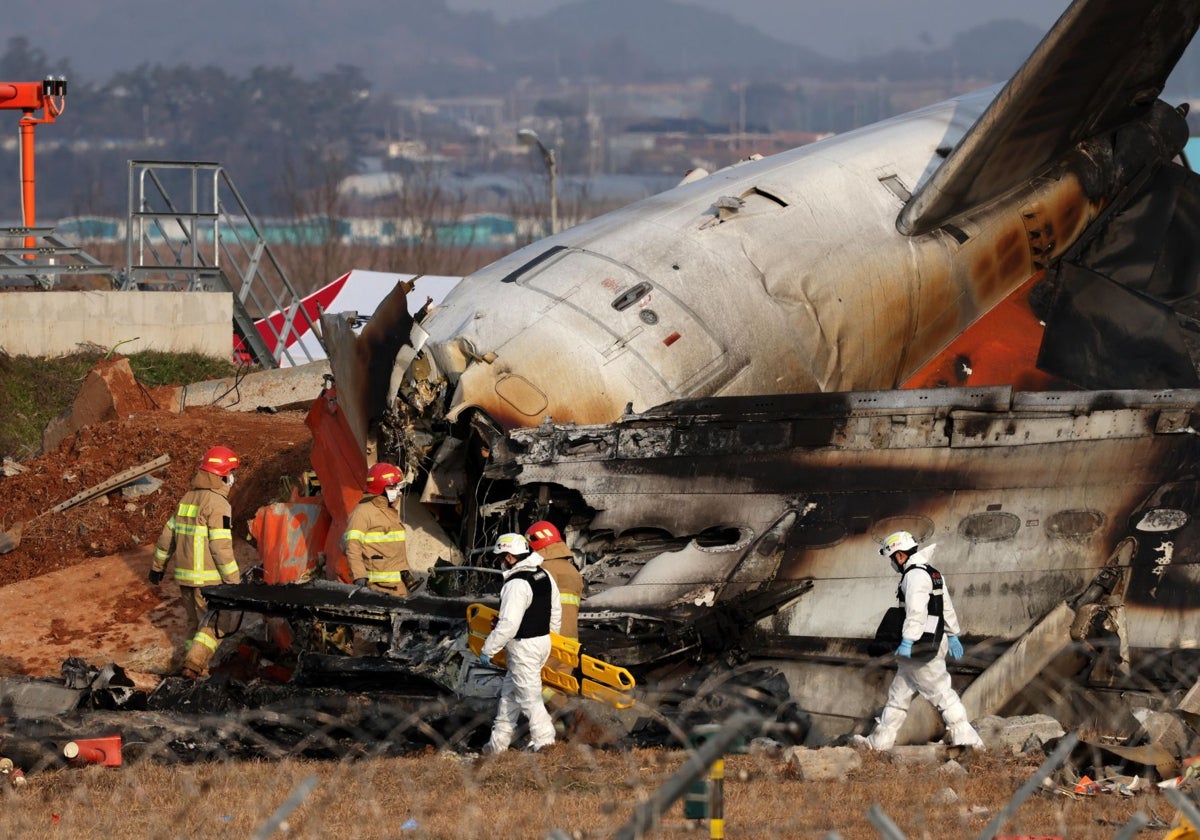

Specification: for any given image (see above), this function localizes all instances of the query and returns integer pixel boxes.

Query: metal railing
[0,226,118,290]
[122,160,323,368]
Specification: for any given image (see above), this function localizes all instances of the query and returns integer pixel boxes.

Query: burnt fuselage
[499,387,1200,652]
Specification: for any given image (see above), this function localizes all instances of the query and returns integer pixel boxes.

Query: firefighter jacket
[344,493,410,595]
[539,541,583,639]
[153,470,241,587]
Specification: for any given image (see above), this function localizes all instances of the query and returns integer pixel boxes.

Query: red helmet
[366,462,404,495]
[525,520,562,551]
[199,445,239,477]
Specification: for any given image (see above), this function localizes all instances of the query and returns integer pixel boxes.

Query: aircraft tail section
[898,0,1200,236]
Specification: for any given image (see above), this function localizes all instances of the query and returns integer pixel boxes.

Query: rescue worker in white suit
[479,533,562,754]
[862,530,984,750]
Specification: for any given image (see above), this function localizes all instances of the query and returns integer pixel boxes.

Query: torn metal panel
[0,678,83,718]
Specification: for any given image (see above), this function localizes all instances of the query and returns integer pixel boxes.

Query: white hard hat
[492,533,530,556]
[880,530,918,558]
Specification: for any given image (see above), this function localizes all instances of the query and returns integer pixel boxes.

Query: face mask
[384,485,401,505]
[224,473,236,488]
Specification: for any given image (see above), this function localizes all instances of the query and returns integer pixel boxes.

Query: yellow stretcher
[466,603,636,710]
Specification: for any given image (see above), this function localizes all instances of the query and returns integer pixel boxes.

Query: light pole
[517,128,558,236]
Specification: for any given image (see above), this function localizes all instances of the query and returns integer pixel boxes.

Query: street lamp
[517,128,558,236]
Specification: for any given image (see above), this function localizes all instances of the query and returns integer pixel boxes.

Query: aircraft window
[500,245,568,284]
[612,281,653,312]
[959,511,1020,543]
[1045,509,1105,538]
[787,519,847,549]
[694,526,743,548]
[1134,508,1188,533]
[873,515,934,545]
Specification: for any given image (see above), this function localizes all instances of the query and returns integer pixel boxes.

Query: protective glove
[947,635,964,660]
[479,653,492,667]
[147,569,164,585]
[353,578,368,588]
[895,639,912,658]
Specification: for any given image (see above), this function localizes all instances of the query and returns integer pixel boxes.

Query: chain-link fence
[2,649,1199,839]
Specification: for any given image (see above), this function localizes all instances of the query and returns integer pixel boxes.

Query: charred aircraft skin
[493,387,1200,647]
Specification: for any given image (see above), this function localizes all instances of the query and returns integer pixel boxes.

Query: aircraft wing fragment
[898,0,1200,236]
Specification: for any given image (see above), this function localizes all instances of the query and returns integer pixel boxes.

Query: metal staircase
[0,226,119,290]
[120,160,323,369]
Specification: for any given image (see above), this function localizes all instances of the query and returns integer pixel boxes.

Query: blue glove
[895,640,912,658]
[479,653,492,667]
[947,635,964,660]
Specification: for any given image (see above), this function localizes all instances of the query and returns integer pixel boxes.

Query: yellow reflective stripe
[367,570,404,582]
[346,530,406,543]
[154,547,169,561]
[174,568,222,584]
[560,594,581,606]
[173,523,208,536]
[209,528,232,541]
[177,503,199,517]
[217,561,240,578]
[191,631,219,652]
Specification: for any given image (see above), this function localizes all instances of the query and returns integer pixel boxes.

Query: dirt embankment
[0,362,316,676]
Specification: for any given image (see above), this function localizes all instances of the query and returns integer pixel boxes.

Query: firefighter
[148,445,243,679]
[525,520,583,717]
[344,462,411,596]
[859,530,984,750]
[480,533,561,754]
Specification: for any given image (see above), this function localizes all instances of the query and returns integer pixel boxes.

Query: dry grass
[0,744,1167,839]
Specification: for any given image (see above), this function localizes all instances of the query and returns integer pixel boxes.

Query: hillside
[7,0,1043,91]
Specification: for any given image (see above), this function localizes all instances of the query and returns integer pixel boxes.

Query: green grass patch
[0,350,238,460]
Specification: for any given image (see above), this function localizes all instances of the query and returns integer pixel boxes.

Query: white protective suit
[866,544,984,750]
[481,552,562,753]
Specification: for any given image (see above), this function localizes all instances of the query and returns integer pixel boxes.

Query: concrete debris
[175,361,330,413]
[975,714,1066,753]
[2,457,27,476]
[939,759,968,777]
[120,475,163,499]
[41,357,163,454]
[783,745,862,781]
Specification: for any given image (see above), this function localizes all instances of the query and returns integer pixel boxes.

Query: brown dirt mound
[0,405,313,587]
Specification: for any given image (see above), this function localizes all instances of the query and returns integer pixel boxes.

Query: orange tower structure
[0,77,67,250]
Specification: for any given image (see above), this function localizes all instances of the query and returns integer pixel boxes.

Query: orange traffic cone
[63,735,122,767]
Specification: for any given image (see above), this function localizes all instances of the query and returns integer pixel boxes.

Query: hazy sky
[446,0,1070,58]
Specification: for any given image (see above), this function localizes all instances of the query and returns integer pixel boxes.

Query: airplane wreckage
[203,0,1200,745]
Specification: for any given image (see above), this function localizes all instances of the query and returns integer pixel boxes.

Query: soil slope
[0,391,313,676]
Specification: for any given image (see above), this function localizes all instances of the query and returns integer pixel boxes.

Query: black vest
[898,563,946,658]
[510,568,552,639]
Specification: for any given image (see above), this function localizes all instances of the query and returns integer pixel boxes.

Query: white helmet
[880,530,918,558]
[492,533,530,557]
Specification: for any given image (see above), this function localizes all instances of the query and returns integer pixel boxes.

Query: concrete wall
[0,292,233,358]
